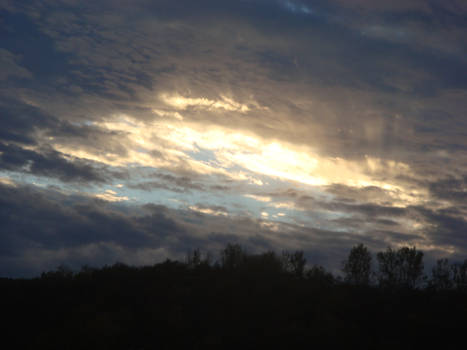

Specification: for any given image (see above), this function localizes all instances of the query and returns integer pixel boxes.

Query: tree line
[183,243,467,291]
[342,244,467,291]
[4,242,467,349]
[41,242,467,291]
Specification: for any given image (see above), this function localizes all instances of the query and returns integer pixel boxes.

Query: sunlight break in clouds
[49,105,425,210]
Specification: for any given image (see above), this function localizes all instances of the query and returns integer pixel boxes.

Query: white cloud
[244,194,272,202]
[160,93,250,113]
[189,205,228,216]
[94,189,129,202]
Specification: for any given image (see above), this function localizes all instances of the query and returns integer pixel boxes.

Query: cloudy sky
[1,0,466,277]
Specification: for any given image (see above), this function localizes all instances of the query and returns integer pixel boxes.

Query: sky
[1,0,466,277]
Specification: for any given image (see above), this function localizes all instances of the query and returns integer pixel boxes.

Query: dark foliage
[2,244,467,349]
[376,246,425,289]
[342,243,372,286]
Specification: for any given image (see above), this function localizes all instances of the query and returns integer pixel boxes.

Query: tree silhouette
[452,259,467,291]
[306,264,335,285]
[244,251,284,275]
[282,250,306,278]
[186,248,202,267]
[221,243,247,270]
[40,264,74,280]
[342,243,372,286]
[376,246,424,289]
[430,258,454,290]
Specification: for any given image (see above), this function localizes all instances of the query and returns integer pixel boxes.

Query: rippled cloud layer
[1,0,466,276]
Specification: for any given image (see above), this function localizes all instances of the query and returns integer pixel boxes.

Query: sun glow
[48,104,425,208]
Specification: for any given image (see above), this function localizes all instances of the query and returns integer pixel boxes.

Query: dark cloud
[0,182,398,277]
[325,184,390,203]
[128,172,205,193]
[260,185,408,219]
[0,95,129,184]
[0,143,112,183]
[428,176,467,205]
[0,9,71,81]
[0,183,186,276]
[415,206,467,249]
[323,202,406,219]
[0,97,56,144]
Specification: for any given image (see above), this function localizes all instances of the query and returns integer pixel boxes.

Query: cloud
[0,183,186,276]
[0,97,56,145]
[128,172,206,193]
[1,0,467,276]
[94,189,129,202]
[0,182,405,277]
[428,176,467,205]
[160,94,251,113]
[0,143,112,184]
[0,49,32,80]
[0,176,15,187]
[189,204,229,217]
[281,1,313,15]
[48,114,419,196]
[244,194,272,202]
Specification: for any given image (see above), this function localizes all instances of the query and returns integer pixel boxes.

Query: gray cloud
[0,183,185,276]
[428,176,467,205]
[0,97,55,145]
[128,172,206,193]
[3,0,465,164]
[415,206,467,249]
[0,182,404,277]
[0,143,113,183]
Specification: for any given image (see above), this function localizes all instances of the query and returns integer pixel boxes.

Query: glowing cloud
[189,205,228,216]
[0,176,16,187]
[160,94,250,113]
[48,103,424,209]
[95,189,129,202]
[244,194,272,202]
